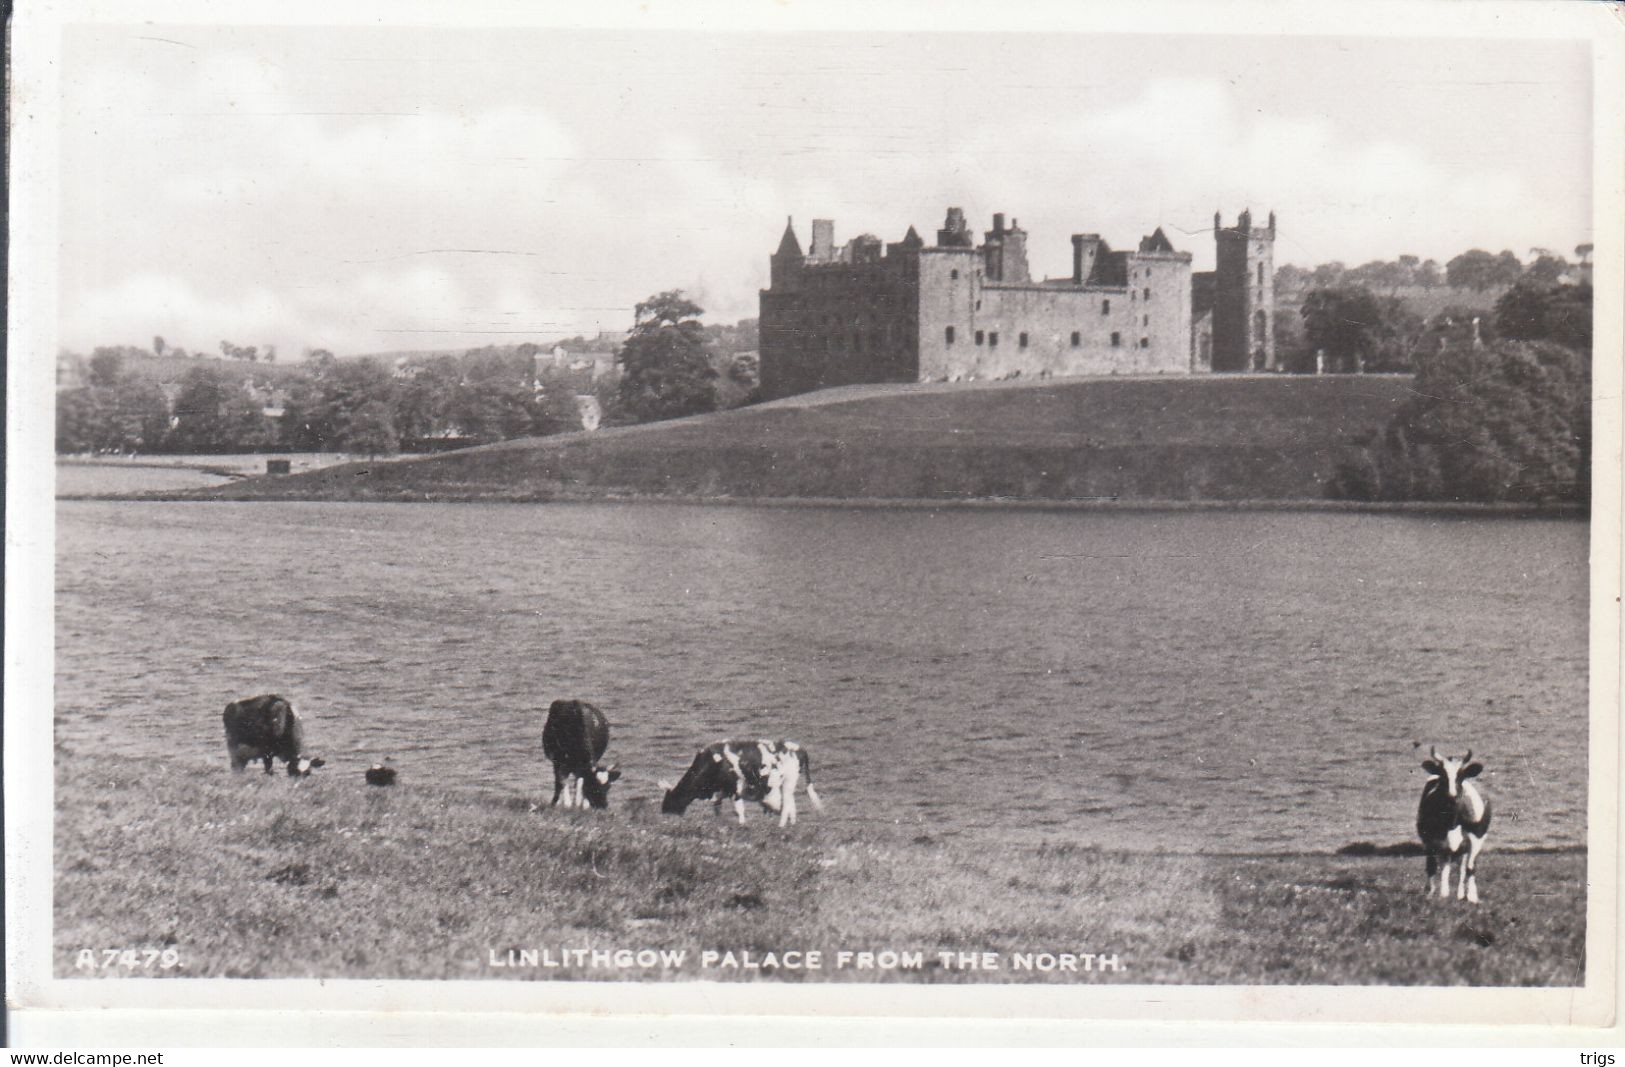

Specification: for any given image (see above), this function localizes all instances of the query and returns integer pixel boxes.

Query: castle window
[1018,332,1029,349]
[945,326,956,345]
[1070,331,1081,347]
[951,269,960,280]
[1110,332,1121,348]
[1140,337,1149,349]
[1143,314,1149,327]
[1258,262,1264,286]
[989,331,999,348]
[1101,299,1110,315]
[975,330,985,346]
[1144,287,1151,300]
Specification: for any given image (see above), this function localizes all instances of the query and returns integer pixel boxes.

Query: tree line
[57,296,761,455]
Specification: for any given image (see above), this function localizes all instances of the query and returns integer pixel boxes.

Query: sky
[56,23,1594,359]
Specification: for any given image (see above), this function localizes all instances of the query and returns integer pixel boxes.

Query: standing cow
[660,740,823,827]
[222,694,325,776]
[1417,746,1492,903]
[541,699,620,810]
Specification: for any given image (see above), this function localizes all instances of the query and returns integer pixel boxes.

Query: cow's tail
[798,747,825,811]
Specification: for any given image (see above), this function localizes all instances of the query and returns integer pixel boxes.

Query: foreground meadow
[54,746,1586,985]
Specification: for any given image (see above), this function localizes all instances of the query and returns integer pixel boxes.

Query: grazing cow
[1417,746,1492,903]
[365,764,397,787]
[541,699,620,810]
[222,694,325,776]
[659,740,824,827]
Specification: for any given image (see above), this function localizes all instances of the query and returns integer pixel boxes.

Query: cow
[222,694,325,776]
[1417,746,1492,903]
[659,740,824,827]
[541,699,620,810]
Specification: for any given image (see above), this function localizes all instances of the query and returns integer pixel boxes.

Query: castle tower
[770,217,804,288]
[1210,209,1276,372]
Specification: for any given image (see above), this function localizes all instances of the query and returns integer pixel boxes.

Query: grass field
[55,745,1586,985]
[165,375,1421,505]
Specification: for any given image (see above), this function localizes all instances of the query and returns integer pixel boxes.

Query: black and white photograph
[6,0,1621,1045]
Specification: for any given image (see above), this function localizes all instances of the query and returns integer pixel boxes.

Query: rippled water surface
[55,501,1589,852]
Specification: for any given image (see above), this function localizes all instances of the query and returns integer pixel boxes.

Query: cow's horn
[1428,745,1438,761]
[1462,748,1471,764]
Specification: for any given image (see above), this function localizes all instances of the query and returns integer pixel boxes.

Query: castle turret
[937,207,973,248]
[1211,209,1276,372]
[982,212,1031,283]
[770,217,804,288]
[810,219,836,262]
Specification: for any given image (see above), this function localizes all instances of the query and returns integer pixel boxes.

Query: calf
[1416,746,1492,903]
[222,694,325,776]
[659,740,824,827]
[541,699,620,809]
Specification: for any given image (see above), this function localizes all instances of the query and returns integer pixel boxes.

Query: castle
[759,207,1276,400]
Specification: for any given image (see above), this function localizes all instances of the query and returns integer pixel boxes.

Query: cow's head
[288,756,327,777]
[1422,746,1481,798]
[657,779,682,814]
[581,762,621,809]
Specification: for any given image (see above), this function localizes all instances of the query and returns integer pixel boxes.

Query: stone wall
[760,255,920,400]
[917,249,1191,381]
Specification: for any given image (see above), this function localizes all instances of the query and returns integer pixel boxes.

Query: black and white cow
[659,740,823,827]
[541,699,620,810]
[1417,746,1492,903]
[222,694,325,776]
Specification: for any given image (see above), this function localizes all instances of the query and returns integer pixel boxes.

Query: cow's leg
[734,796,747,825]
[780,787,797,827]
[1438,853,1454,899]
[262,756,276,775]
[1464,834,1485,904]
[550,768,566,808]
[1424,850,1438,896]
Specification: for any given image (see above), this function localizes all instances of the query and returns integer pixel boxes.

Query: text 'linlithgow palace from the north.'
[759,207,1277,401]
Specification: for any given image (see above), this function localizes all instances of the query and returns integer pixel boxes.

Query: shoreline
[56,482,1590,519]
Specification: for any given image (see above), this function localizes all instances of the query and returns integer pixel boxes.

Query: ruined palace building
[759,207,1277,401]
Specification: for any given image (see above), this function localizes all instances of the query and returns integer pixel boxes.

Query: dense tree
[1331,336,1589,504]
[167,365,271,452]
[337,397,400,457]
[87,347,125,387]
[446,374,542,443]
[393,355,462,443]
[57,356,171,454]
[56,388,102,453]
[1445,249,1523,291]
[1523,254,1570,285]
[1273,263,1310,294]
[1299,285,1421,373]
[1493,280,1592,352]
[616,290,719,422]
[281,357,399,452]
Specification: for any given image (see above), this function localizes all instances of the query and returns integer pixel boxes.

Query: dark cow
[1417,746,1492,903]
[541,699,620,809]
[222,694,325,776]
[659,740,823,827]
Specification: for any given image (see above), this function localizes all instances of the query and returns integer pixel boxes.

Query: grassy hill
[189,374,1419,505]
